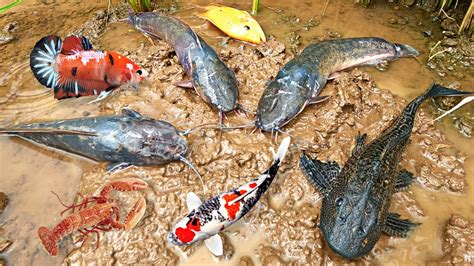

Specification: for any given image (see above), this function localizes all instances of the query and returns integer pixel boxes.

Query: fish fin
[383,212,419,237]
[204,234,223,256]
[61,35,93,55]
[328,72,342,80]
[351,133,367,156]
[88,90,113,104]
[121,108,143,118]
[107,162,132,173]
[435,96,474,121]
[308,95,330,105]
[299,153,340,194]
[227,174,269,205]
[56,78,112,99]
[0,128,97,136]
[29,35,62,89]
[174,80,194,89]
[424,84,472,99]
[394,169,415,192]
[186,192,203,211]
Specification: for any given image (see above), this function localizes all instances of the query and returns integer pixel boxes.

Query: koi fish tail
[38,226,59,256]
[265,137,291,176]
[29,35,62,89]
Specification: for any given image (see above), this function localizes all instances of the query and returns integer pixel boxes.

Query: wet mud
[435,214,474,264]
[0,0,473,265]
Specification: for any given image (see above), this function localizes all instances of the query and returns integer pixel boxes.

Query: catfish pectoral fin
[299,153,340,193]
[394,169,416,191]
[383,212,419,237]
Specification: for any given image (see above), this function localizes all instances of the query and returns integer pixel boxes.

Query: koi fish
[167,137,290,256]
[198,5,266,44]
[29,35,147,100]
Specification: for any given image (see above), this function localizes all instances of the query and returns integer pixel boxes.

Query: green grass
[0,0,22,13]
[128,0,154,12]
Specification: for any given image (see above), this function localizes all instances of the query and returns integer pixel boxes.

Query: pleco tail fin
[424,83,471,99]
[29,35,62,89]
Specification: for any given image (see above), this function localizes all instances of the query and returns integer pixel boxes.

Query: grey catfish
[300,84,471,259]
[128,12,239,124]
[0,108,201,177]
[256,37,420,131]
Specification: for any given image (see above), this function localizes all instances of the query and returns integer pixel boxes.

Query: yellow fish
[199,5,266,44]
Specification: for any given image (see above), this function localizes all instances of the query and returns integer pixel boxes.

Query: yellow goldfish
[198,5,266,44]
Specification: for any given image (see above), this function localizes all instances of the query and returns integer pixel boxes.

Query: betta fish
[29,35,147,101]
[167,137,290,256]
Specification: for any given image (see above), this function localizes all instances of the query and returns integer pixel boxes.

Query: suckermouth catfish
[299,84,471,259]
[128,12,239,126]
[0,108,204,185]
[256,37,420,132]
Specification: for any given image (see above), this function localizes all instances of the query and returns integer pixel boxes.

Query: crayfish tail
[38,226,58,256]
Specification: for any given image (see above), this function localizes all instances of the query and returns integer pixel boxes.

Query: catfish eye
[136,69,143,75]
[335,197,344,207]
[244,25,250,31]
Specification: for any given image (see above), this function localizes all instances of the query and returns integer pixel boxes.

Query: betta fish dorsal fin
[204,234,223,256]
[61,35,93,55]
[186,192,202,211]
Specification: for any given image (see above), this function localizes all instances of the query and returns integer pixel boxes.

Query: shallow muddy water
[0,0,473,265]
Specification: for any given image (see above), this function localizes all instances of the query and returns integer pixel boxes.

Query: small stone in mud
[82,111,91,117]
[96,10,106,19]
[0,192,7,215]
[443,31,456,37]
[0,239,12,253]
[3,21,18,33]
[441,38,458,47]
[397,17,408,25]
[238,256,254,266]
[389,18,397,24]
[440,18,458,32]
[0,32,13,45]
[422,30,432,37]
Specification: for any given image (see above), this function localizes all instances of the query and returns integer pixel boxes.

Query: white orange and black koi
[29,35,147,100]
[167,137,291,256]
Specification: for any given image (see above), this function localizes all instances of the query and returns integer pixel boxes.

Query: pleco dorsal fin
[186,192,202,211]
[61,35,93,55]
[204,234,223,256]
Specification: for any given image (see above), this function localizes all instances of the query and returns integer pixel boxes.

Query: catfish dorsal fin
[61,35,93,55]
[186,192,202,211]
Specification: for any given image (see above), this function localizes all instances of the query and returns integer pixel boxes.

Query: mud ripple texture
[62,36,466,264]
[435,214,474,264]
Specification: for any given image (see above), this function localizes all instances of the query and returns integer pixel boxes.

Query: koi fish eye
[244,25,250,31]
[136,69,143,76]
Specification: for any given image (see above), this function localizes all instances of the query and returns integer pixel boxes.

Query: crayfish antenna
[179,155,208,193]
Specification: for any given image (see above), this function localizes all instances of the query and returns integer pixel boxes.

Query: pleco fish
[198,5,266,44]
[256,37,420,132]
[30,35,147,101]
[167,137,291,256]
[128,12,239,127]
[0,108,204,186]
[300,84,471,259]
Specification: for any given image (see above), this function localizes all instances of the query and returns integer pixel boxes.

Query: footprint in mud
[0,61,56,126]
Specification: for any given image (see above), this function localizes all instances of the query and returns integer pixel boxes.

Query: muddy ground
[0,0,473,265]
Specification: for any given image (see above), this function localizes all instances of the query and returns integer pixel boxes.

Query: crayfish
[38,177,148,256]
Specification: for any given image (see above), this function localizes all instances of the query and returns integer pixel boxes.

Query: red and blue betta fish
[29,35,147,100]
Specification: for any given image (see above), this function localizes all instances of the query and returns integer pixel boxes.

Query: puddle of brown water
[0,0,473,265]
